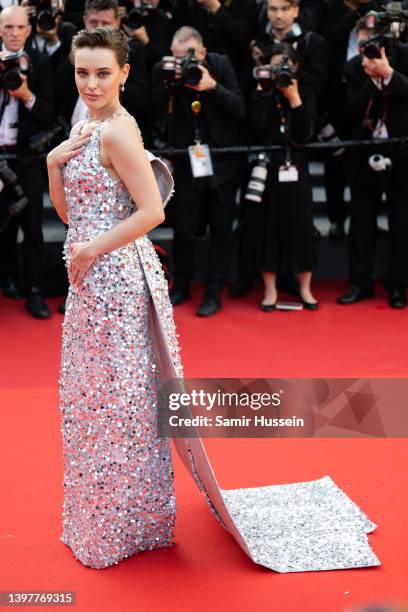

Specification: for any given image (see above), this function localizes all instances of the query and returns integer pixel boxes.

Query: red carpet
[0,281,407,612]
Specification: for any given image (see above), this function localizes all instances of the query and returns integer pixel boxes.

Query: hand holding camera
[278,77,302,108]
[185,64,217,91]
[122,22,150,45]
[0,50,33,98]
[161,48,216,90]
[196,0,221,14]
[362,46,393,80]
[7,73,34,103]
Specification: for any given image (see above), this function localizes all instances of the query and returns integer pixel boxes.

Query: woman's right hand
[46,128,95,168]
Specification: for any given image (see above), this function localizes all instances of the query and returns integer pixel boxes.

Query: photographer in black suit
[337,16,408,308]
[152,26,246,316]
[247,0,328,99]
[0,5,54,318]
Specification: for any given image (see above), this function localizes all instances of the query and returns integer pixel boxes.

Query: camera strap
[191,94,202,144]
[363,90,389,135]
[275,93,299,182]
[275,94,292,165]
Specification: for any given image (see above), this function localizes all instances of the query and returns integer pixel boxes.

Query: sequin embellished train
[59,116,380,572]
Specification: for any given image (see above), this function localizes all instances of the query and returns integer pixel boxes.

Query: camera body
[0,51,32,91]
[161,48,205,88]
[359,6,408,58]
[253,58,297,93]
[120,0,154,30]
[28,0,61,31]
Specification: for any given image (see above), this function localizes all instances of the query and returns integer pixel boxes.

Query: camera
[27,0,62,31]
[0,161,29,232]
[0,51,32,91]
[359,4,408,58]
[244,153,270,203]
[253,57,297,93]
[161,48,205,88]
[120,0,154,30]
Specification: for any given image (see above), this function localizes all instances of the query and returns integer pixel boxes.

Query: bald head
[0,5,31,52]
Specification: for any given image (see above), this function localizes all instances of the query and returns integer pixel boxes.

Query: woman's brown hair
[70,26,129,67]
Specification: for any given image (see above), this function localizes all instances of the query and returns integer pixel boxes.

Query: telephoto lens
[244,153,270,203]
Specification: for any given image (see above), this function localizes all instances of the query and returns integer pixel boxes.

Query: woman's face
[74,47,129,111]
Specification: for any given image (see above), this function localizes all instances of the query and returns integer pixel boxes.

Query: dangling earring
[121,81,125,92]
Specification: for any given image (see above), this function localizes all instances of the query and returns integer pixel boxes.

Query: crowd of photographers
[1,0,408,318]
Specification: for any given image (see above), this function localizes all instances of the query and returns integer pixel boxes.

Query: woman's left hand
[69,241,96,288]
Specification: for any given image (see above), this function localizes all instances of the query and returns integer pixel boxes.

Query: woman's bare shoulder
[102,113,143,147]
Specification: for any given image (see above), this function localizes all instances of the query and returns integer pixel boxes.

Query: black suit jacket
[0,42,55,146]
[344,42,408,138]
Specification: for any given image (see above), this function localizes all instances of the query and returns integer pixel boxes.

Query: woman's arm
[84,115,165,259]
[47,164,68,224]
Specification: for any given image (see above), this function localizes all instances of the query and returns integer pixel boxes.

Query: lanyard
[363,87,389,134]
[275,93,292,165]
[191,94,202,144]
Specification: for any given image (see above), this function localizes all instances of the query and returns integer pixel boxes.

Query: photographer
[337,16,408,308]
[0,5,54,318]
[169,0,258,76]
[234,43,318,310]
[119,0,172,73]
[246,0,328,99]
[21,0,78,71]
[152,26,246,316]
[320,0,384,238]
[54,0,150,139]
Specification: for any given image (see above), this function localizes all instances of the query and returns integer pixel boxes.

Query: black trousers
[323,152,347,226]
[0,155,45,291]
[166,165,239,295]
[349,185,408,290]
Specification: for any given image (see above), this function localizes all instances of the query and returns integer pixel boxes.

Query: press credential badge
[188,143,214,178]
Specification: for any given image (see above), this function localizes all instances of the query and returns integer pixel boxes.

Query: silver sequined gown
[58,116,381,574]
[59,117,180,569]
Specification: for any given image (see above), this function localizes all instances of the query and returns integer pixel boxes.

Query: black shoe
[25,287,52,319]
[329,221,345,239]
[229,276,254,298]
[196,293,221,317]
[300,297,319,310]
[260,300,276,312]
[337,286,375,305]
[169,285,191,306]
[2,275,22,299]
[388,288,407,309]
[58,298,67,314]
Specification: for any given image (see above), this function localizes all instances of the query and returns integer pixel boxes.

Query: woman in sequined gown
[47,26,381,575]
[47,27,181,569]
